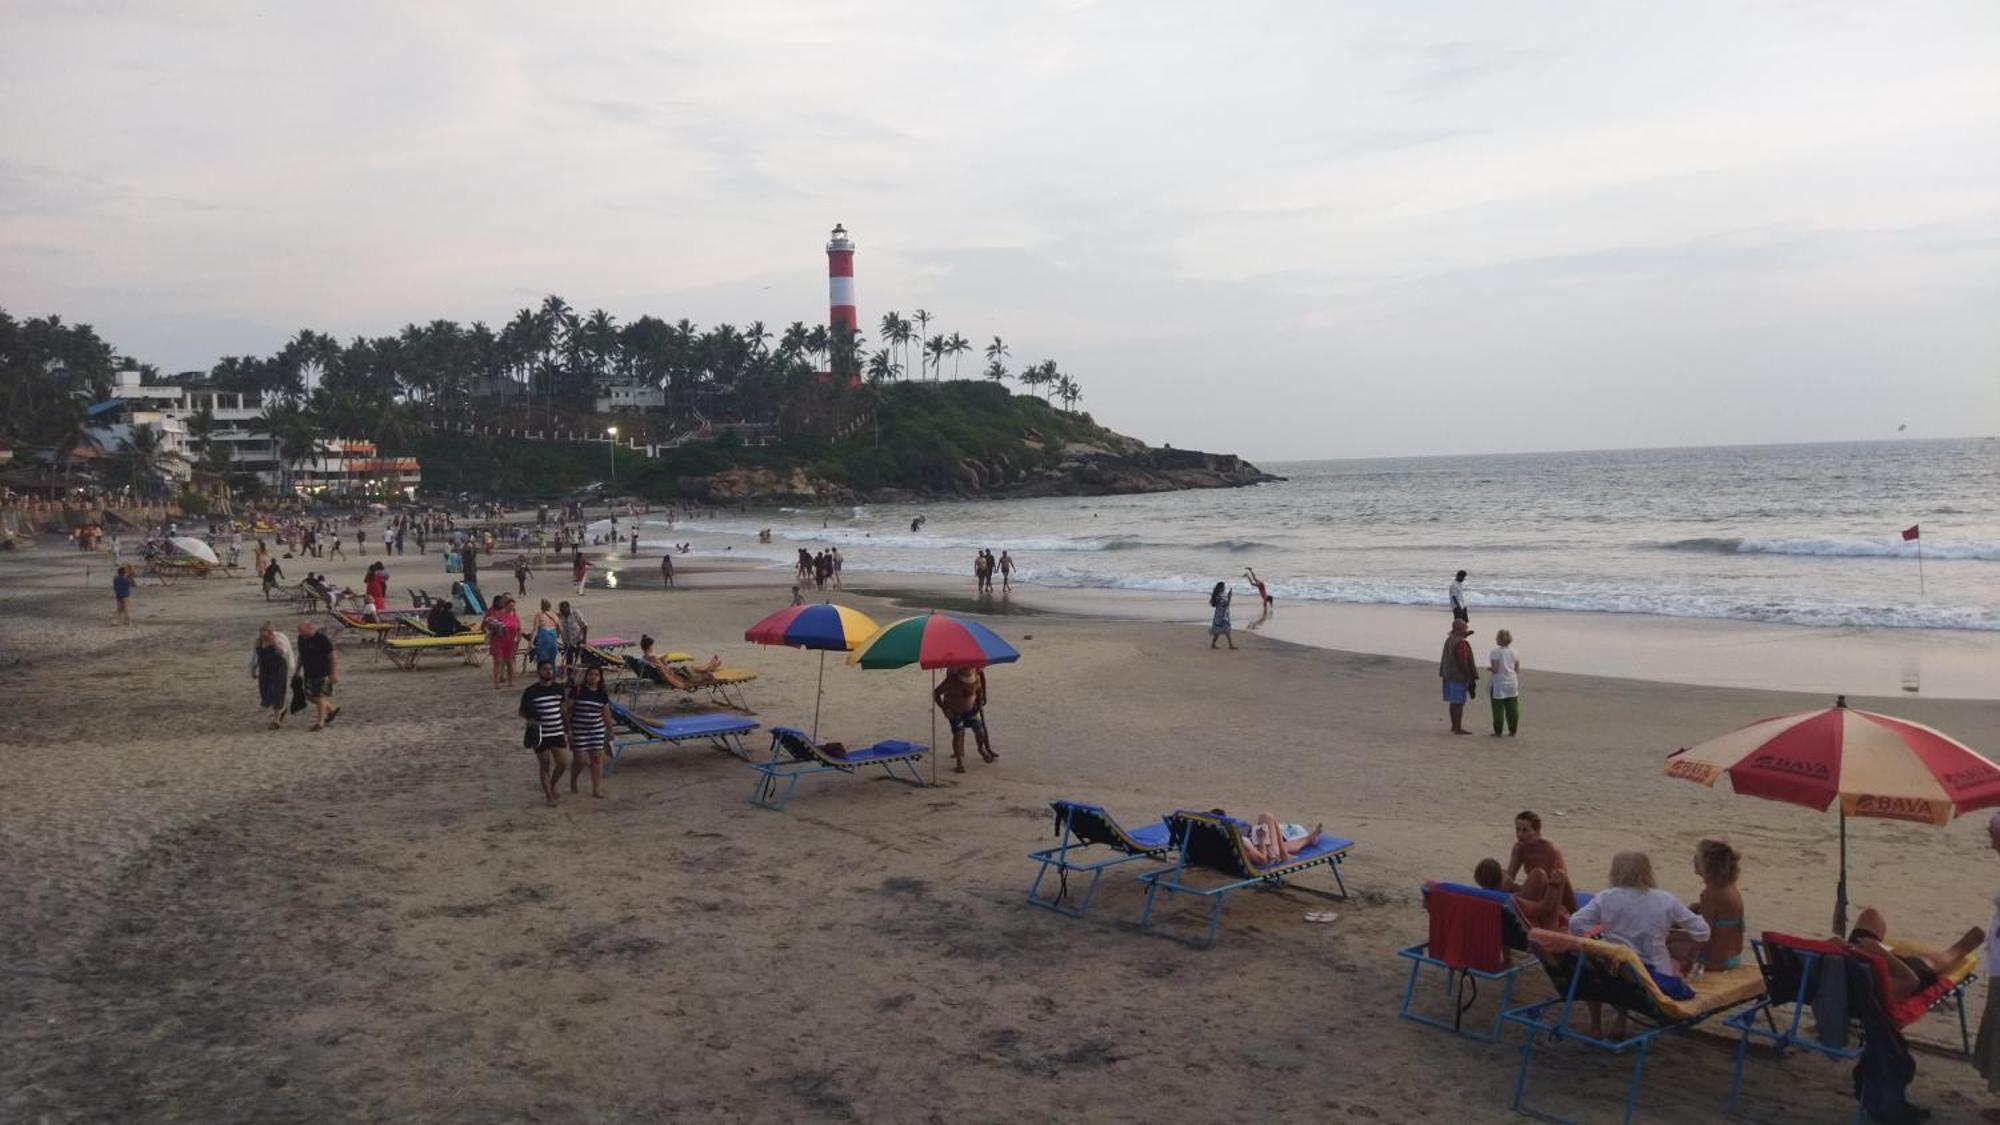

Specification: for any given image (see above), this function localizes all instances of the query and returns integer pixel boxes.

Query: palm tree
[877,311,902,372]
[865,349,897,386]
[891,315,914,382]
[922,335,946,382]
[1057,374,1081,411]
[911,309,933,378]
[983,358,1009,383]
[946,332,971,379]
[985,336,1009,369]
[115,424,166,498]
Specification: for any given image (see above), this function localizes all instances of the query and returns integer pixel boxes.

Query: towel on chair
[1427,884,1506,973]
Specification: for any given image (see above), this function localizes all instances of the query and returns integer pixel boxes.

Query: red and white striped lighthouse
[826,223,857,337]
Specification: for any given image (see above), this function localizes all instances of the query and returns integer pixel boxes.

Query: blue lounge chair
[607,704,759,774]
[1135,810,1353,948]
[1398,882,1600,1042]
[1025,801,1174,918]
[1398,882,1537,1042]
[458,580,487,615]
[1500,931,1767,1124]
[748,726,928,811]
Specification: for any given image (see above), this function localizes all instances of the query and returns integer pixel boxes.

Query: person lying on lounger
[1846,907,1984,999]
[1475,857,1569,930]
[1209,810,1323,866]
[638,635,722,687]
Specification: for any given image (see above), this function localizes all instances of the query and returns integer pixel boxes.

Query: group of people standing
[973,549,1012,593]
[1437,569,1523,737]
[796,547,843,590]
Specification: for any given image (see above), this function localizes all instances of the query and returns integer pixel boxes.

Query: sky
[3,1,1998,460]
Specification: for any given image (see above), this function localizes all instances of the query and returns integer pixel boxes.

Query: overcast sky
[4,1,1997,459]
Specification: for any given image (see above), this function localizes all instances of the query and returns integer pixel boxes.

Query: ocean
[623,437,2000,634]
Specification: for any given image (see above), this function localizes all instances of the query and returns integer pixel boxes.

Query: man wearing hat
[1439,619,1479,735]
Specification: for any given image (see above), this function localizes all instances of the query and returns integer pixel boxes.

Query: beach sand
[5,541,1999,1122]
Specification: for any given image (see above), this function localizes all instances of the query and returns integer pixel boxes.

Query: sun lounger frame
[1501,943,1766,1125]
[1025,800,1174,918]
[748,726,928,811]
[1397,883,1536,1043]
[1135,811,1352,948]
[606,704,760,774]
[612,654,756,711]
[1724,933,1978,1119]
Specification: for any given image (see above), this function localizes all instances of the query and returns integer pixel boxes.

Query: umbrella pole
[812,649,826,742]
[1833,811,1849,937]
[930,668,937,787]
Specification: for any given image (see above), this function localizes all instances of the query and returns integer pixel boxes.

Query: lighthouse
[826,223,857,337]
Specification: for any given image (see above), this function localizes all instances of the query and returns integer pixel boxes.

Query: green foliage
[409,381,1106,498]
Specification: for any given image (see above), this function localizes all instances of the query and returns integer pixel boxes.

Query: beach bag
[288,673,307,714]
[523,724,538,749]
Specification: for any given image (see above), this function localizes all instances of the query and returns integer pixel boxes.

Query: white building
[594,383,666,413]
[88,369,421,495]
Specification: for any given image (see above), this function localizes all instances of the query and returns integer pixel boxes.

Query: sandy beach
[6,541,2000,1123]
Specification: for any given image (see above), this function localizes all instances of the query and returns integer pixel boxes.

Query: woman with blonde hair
[1568,851,1709,1000]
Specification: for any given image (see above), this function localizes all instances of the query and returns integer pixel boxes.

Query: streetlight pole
[606,425,618,485]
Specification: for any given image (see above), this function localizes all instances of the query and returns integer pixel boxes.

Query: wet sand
[4,539,1999,1122]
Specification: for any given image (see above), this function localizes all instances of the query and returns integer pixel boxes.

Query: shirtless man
[932,666,995,773]
[1847,907,1984,999]
[1505,810,1578,913]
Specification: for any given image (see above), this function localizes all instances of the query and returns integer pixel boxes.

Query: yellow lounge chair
[381,632,486,670]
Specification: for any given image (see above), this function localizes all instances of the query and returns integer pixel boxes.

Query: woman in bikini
[1210,810,1323,866]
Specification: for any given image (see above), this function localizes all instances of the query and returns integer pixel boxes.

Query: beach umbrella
[845,612,1021,670]
[1665,695,2000,934]
[743,602,879,739]
[848,613,1021,783]
[168,536,218,564]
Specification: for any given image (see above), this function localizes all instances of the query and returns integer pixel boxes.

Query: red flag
[1901,524,1920,541]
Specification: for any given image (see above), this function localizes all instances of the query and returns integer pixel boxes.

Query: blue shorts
[1442,681,1469,705]
[948,711,984,733]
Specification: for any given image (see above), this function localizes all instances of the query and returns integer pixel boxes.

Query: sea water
[630,438,2000,634]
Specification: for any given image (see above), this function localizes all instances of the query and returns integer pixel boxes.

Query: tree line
[1,298,1085,495]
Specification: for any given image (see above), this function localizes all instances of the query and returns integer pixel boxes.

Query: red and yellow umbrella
[1666,696,2000,930]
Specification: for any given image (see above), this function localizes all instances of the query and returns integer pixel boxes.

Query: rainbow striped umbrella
[846,612,1021,670]
[744,602,880,739]
[744,602,880,652]
[848,613,1020,784]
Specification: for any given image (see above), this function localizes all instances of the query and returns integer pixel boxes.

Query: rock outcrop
[677,439,1280,505]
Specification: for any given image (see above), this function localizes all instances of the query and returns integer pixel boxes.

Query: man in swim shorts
[932,666,995,774]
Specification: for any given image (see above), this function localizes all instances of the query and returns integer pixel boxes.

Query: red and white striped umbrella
[1666,700,2000,826]
[1666,696,2000,931]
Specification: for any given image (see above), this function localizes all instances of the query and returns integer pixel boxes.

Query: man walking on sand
[1439,619,1478,735]
[1449,570,1470,622]
[660,553,674,588]
[296,620,340,731]
[571,550,589,596]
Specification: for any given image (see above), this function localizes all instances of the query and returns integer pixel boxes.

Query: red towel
[1426,885,1505,973]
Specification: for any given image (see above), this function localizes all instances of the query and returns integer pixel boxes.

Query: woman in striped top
[519,661,569,805]
[565,665,613,799]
